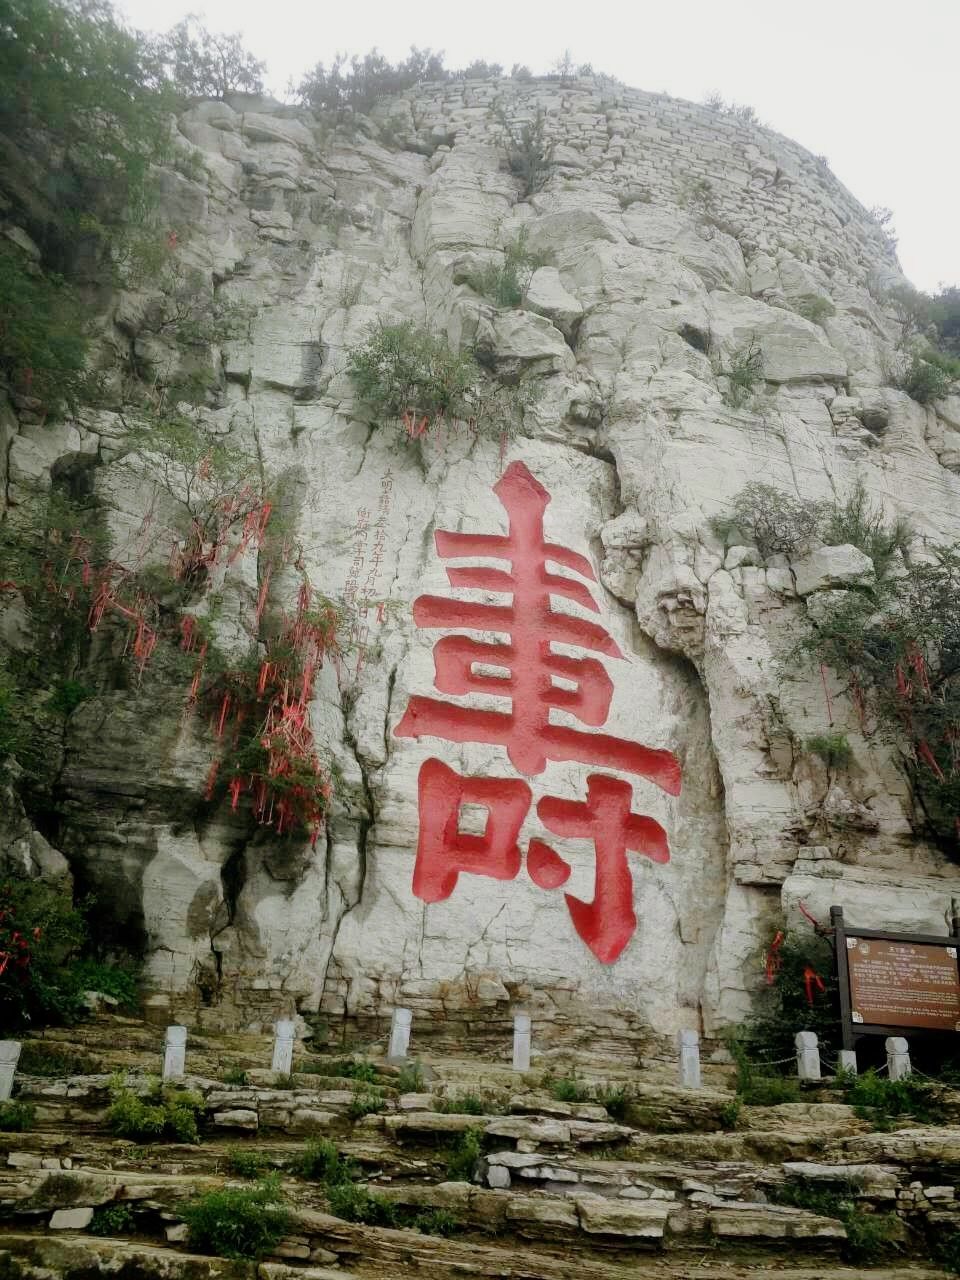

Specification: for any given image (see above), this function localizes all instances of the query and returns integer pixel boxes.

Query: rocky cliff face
[4,77,960,1052]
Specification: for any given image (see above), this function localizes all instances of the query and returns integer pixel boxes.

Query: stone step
[1,1229,950,1280]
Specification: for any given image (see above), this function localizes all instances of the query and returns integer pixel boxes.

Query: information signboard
[831,905,960,1049]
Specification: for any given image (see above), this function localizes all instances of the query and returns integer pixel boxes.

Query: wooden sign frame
[831,905,960,1051]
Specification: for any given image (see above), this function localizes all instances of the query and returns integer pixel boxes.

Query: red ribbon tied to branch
[765,930,784,985]
[803,965,826,1006]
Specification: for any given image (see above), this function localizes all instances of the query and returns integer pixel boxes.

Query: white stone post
[795,1030,821,1081]
[678,1029,701,1089]
[0,1041,21,1102]
[886,1036,911,1081]
[512,1012,531,1072]
[387,1007,412,1063]
[838,1049,858,1076]
[272,1019,295,1075]
[162,1025,187,1082]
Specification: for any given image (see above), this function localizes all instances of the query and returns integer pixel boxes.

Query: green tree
[152,16,265,100]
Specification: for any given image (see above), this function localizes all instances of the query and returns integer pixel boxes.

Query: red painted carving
[394,460,682,963]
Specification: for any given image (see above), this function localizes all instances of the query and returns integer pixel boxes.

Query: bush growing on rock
[107,1074,204,1143]
[296,1138,355,1183]
[445,1127,483,1181]
[710,482,822,556]
[89,1203,135,1236]
[464,231,546,308]
[182,1175,289,1260]
[773,1178,900,1263]
[0,1101,35,1132]
[715,337,765,408]
[150,17,265,99]
[794,546,960,857]
[494,106,556,197]
[896,350,960,404]
[805,732,853,769]
[0,880,87,1029]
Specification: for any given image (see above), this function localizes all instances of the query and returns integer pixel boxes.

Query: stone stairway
[0,1015,956,1279]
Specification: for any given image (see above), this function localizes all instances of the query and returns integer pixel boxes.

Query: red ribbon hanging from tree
[803,965,826,1006]
[765,930,784,985]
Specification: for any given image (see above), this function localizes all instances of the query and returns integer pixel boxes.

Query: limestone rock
[523,267,583,337]
[793,544,875,595]
[49,1207,95,1230]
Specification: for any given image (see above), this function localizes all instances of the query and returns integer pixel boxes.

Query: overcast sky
[116,0,959,293]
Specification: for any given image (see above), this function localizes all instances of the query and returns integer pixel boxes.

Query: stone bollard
[0,1042,21,1102]
[795,1031,821,1082]
[272,1019,296,1075]
[678,1029,701,1089]
[162,1025,187,1082]
[838,1049,858,1076]
[886,1036,911,1081]
[387,1008,412,1064]
[513,1012,531,1072]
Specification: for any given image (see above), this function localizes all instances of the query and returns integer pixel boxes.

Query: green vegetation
[729,1040,801,1106]
[221,1067,248,1086]
[0,1101,36,1132]
[0,880,88,1029]
[150,16,264,99]
[226,1147,271,1179]
[896,349,960,404]
[935,1229,960,1275]
[710,482,821,556]
[348,1087,386,1119]
[347,321,476,424]
[106,1074,204,1143]
[494,106,556,197]
[716,338,765,407]
[711,478,912,573]
[396,1060,425,1093]
[181,1175,289,1260]
[296,1138,356,1184]
[465,231,546,308]
[702,93,762,125]
[17,1041,99,1076]
[89,1203,135,1236]
[806,733,853,769]
[549,1076,591,1103]
[327,1182,461,1235]
[772,1178,900,1263]
[445,1127,483,1182]
[794,546,960,855]
[346,320,535,443]
[838,1068,946,1131]
[436,1092,486,1115]
[718,1098,742,1130]
[0,243,95,413]
[730,928,839,1073]
[794,294,835,325]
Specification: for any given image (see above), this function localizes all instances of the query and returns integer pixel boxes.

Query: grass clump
[326,1182,461,1235]
[716,337,765,408]
[326,1181,397,1226]
[181,1174,289,1261]
[839,1068,945,1131]
[17,1042,98,1076]
[549,1076,591,1103]
[465,231,546,308]
[729,1040,800,1106]
[436,1093,486,1115]
[330,1058,378,1083]
[106,1074,203,1144]
[773,1178,899,1263]
[396,1060,425,1093]
[794,294,835,325]
[595,1084,630,1122]
[0,1101,35,1132]
[221,1067,247,1086]
[225,1147,270,1179]
[296,1138,355,1185]
[445,1127,483,1182]
[806,733,853,769]
[348,1086,386,1119]
[89,1203,135,1236]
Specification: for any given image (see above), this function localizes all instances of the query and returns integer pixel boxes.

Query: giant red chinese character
[394,461,681,963]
